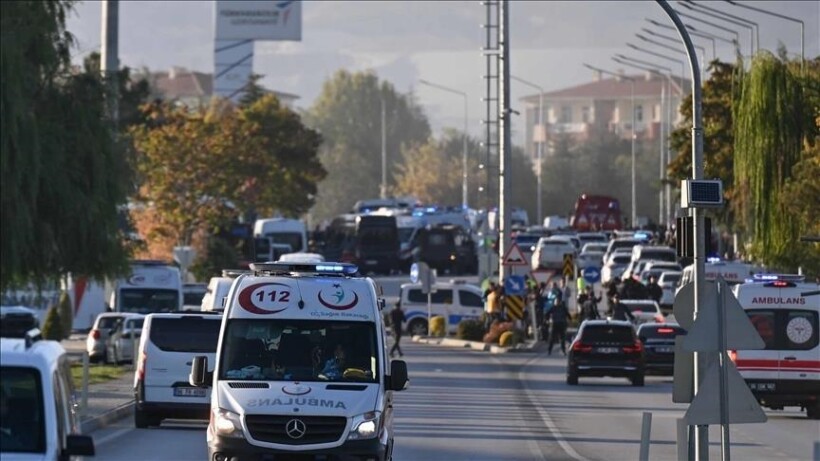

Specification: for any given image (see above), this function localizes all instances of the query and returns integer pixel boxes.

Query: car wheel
[631,373,645,387]
[135,408,155,428]
[566,367,579,385]
[807,402,820,420]
[408,319,428,336]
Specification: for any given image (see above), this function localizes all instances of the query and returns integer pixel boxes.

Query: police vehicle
[732,274,820,419]
[397,281,485,336]
[1,330,95,460]
[188,262,408,461]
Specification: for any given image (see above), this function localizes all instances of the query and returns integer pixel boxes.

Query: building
[519,70,690,162]
[141,67,299,110]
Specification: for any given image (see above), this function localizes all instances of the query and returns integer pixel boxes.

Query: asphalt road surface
[89,341,818,460]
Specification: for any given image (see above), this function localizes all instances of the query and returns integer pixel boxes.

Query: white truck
[62,275,108,331]
[254,218,308,254]
[110,260,183,315]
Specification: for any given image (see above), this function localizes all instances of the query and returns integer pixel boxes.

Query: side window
[406,289,426,303]
[53,372,67,448]
[459,290,483,308]
[430,290,453,305]
[783,310,819,351]
[746,310,776,349]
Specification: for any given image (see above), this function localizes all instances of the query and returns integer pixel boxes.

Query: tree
[238,73,268,108]
[1,1,133,291]
[57,291,73,339]
[82,51,152,129]
[41,306,63,341]
[734,54,817,270]
[306,71,431,221]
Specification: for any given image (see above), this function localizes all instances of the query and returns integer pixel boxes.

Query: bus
[319,214,400,274]
[570,194,623,231]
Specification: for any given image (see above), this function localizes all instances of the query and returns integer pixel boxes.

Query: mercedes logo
[285,419,307,439]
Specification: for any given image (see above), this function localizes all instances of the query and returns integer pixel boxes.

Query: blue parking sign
[582,266,601,284]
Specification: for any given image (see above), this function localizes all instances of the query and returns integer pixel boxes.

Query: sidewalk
[77,369,135,433]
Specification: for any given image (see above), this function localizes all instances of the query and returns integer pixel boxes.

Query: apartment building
[519,70,690,161]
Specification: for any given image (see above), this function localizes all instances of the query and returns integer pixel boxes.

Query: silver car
[87,312,142,363]
[105,314,145,364]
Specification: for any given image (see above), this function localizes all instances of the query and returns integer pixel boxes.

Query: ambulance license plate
[174,387,206,397]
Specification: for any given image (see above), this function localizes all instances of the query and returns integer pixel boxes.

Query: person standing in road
[646,275,663,304]
[581,286,601,321]
[389,303,406,358]
[611,293,636,323]
[485,285,502,330]
[561,277,573,318]
[546,292,570,355]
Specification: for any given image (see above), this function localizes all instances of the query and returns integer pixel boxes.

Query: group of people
[606,273,664,304]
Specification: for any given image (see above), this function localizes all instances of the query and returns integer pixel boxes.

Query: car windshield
[119,289,178,314]
[267,232,303,253]
[0,367,45,453]
[219,319,378,383]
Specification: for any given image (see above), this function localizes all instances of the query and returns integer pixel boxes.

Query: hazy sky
[66,1,819,141]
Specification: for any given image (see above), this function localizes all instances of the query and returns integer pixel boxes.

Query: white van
[732,275,820,419]
[110,260,183,314]
[1,331,95,459]
[254,218,308,254]
[201,276,236,313]
[188,262,408,460]
[134,312,223,428]
[678,260,761,292]
[398,281,485,336]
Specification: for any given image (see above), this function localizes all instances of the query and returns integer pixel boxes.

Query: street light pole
[674,9,745,58]
[582,64,636,227]
[679,0,759,54]
[724,0,805,70]
[511,75,544,225]
[418,79,470,209]
[101,0,119,125]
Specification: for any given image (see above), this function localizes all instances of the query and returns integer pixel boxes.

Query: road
[89,341,818,460]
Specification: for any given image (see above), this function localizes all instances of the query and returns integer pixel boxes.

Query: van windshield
[219,320,379,383]
[267,232,303,253]
[119,289,178,314]
[0,367,45,453]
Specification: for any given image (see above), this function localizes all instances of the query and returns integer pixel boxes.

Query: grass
[70,363,128,388]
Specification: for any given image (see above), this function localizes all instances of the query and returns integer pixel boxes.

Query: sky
[65,0,819,142]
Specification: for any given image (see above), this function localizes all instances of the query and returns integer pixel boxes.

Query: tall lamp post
[643,28,711,63]
[511,75,545,225]
[647,18,740,60]
[419,79,470,210]
[724,0,805,70]
[583,64,636,227]
[679,0,759,54]
[673,9,746,58]
[636,33,705,80]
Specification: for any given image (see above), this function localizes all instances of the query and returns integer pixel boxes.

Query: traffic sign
[531,270,557,285]
[684,359,767,425]
[504,275,527,296]
[502,243,529,266]
[681,278,765,352]
[672,281,697,330]
[562,253,574,279]
[582,266,601,284]
[503,295,525,320]
[410,263,420,284]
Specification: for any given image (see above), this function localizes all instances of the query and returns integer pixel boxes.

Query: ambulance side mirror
[189,356,211,388]
[388,360,408,391]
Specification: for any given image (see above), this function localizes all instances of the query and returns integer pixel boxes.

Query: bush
[429,316,446,337]
[483,320,514,344]
[41,306,63,341]
[499,331,518,347]
[57,291,73,338]
[456,319,485,341]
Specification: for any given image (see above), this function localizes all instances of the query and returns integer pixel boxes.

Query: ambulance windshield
[219,319,379,383]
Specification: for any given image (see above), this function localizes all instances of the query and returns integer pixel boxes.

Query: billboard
[215,0,302,41]
[214,39,254,102]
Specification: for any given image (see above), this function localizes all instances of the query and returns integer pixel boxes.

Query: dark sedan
[567,319,645,386]
[637,323,686,375]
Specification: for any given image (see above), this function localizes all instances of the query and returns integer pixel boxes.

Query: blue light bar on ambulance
[751,273,805,282]
[706,256,721,263]
[250,262,359,276]
[634,232,650,240]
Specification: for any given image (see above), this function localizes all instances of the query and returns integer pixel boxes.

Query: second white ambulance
[732,274,820,419]
[189,262,408,461]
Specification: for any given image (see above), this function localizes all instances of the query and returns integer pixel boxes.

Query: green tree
[734,53,810,270]
[1,0,133,291]
[82,51,152,129]
[238,73,268,108]
[306,71,431,221]
[41,305,63,341]
[57,291,73,339]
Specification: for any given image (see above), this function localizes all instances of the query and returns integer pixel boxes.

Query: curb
[80,400,135,434]
[411,335,542,354]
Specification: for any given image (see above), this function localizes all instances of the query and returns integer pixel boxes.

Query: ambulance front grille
[245,415,346,445]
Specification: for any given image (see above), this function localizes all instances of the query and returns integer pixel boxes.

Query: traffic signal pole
[497,0,511,282]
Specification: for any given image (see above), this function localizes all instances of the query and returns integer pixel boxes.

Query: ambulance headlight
[348,411,381,440]
[213,408,244,438]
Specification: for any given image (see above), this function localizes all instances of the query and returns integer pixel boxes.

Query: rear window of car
[0,366,45,453]
[626,304,658,313]
[149,317,221,353]
[639,325,686,340]
[640,250,677,262]
[581,325,635,343]
[611,255,631,264]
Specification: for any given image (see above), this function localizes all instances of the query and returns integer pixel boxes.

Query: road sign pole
[427,292,432,336]
[717,277,730,461]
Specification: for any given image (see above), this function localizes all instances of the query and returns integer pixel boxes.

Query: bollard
[81,351,89,416]
[676,417,688,461]
[639,411,653,461]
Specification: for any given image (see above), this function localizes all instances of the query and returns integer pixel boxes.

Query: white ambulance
[732,274,820,419]
[189,262,408,460]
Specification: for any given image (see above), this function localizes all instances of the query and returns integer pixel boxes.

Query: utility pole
[101,0,120,125]
[498,0,511,282]
[380,96,387,199]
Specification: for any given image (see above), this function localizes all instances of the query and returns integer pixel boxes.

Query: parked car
[87,312,143,363]
[577,232,608,247]
[567,319,645,386]
[578,242,608,269]
[0,305,39,338]
[621,300,664,325]
[637,323,686,375]
[601,253,632,285]
[532,237,577,271]
[105,315,145,364]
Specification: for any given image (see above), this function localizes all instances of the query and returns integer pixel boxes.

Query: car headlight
[212,408,244,438]
[348,411,381,440]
